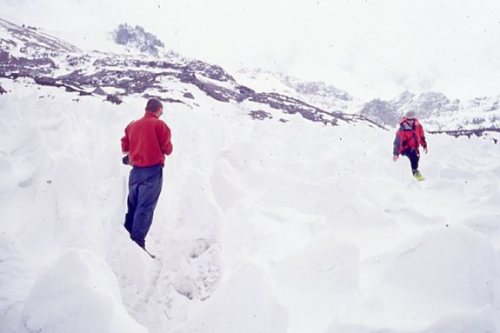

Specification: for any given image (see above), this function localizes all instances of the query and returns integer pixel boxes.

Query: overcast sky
[3,0,500,100]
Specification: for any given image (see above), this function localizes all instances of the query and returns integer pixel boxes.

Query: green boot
[413,170,425,181]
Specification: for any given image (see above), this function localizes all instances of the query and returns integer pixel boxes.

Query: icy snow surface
[1,78,500,333]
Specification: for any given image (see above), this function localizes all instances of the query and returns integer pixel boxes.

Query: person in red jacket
[121,98,173,254]
[393,111,428,180]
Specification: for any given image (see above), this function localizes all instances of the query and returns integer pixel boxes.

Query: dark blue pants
[402,148,420,174]
[124,165,163,248]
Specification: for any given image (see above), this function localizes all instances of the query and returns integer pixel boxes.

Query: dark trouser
[402,148,420,174]
[124,165,163,248]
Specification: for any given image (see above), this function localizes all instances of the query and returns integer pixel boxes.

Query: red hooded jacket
[121,112,173,167]
[393,117,427,156]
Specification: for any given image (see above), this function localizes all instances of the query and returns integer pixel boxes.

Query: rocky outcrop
[360,99,400,126]
[249,110,272,120]
[112,23,164,56]
[428,128,500,144]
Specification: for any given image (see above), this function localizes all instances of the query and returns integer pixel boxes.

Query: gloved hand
[122,154,130,165]
[423,147,428,154]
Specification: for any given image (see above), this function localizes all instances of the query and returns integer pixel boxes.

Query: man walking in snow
[393,111,428,181]
[121,98,173,253]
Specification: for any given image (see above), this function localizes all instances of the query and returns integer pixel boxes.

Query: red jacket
[121,112,173,167]
[393,117,427,155]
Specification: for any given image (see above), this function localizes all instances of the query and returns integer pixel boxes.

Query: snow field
[1,78,500,332]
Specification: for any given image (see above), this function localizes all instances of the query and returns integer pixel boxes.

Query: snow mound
[174,262,288,333]
[22,248,146,333]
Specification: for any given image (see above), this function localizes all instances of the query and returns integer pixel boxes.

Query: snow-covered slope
[2,74,500,332]
[1,17,500,333]
[234,68,361,113]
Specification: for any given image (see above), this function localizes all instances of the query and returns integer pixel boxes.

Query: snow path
[1,79,499,332]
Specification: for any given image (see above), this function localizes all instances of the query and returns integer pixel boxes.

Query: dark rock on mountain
[112,24,164,56]
[360,99,400,126]
[1,55,56,77]
[249,110,272,120]
[106,94,122,105]
[66,54,91,67]
[33,76,57,86]
[237,85,255,96]
[143,93,183,104]
[286,79,352,102]
[0,83,6,94]
[32,75,91,95]
[182,74,234,102]
[0,49,9,61]
[428,128,500,144]
[187,60,235,82]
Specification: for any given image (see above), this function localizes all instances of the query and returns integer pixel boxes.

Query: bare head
[145,98,163,117]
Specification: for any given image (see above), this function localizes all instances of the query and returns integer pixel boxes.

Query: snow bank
[327,307,498,333]
[173,262,288,333]
[22,248,146,333]
[272,233,359,333]
[383,226,496,310]
[330,226,500,332]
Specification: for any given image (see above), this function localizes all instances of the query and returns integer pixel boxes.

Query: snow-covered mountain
[361,90,500,140]
[234,68,361,113]
[0,18,378,128]
[234,69,500,141]
[2,17,499,139]
[2,17,500,333]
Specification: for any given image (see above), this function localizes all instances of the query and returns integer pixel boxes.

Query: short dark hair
[145,98,163,112]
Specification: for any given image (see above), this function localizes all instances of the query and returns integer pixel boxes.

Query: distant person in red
[121,98,173,254]
[393,111,428,181]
